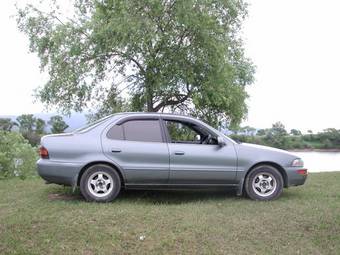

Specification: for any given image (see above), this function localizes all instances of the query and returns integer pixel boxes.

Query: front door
[101,118,169,184]
[163,119,237,184]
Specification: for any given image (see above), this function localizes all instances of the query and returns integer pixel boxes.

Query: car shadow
[45,185,240,204]
[45,184,304,204]
[117,189,240,204]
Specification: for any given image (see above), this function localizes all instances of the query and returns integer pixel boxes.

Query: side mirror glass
[217,136,226,147]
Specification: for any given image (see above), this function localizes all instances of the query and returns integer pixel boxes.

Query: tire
[245,165,284,201]
[80,164,121,202]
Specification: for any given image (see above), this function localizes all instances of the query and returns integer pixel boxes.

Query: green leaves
[48,115,69,134]
[16,114,43,146]
[0,131,38,179]
[0,118,17,132]
[16,114,36,133]
[17,0,255,127]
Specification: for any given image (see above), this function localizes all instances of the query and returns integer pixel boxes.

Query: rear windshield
[73,115,115,133]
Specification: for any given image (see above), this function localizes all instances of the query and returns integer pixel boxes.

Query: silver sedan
[37,112,307,202]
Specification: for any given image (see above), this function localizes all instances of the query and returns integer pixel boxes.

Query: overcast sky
[1,0,339,132]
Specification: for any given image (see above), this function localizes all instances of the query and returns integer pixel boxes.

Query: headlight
[291,158,304,167]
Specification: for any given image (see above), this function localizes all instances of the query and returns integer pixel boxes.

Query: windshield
[73,115,114,133]
[223,133,238,144]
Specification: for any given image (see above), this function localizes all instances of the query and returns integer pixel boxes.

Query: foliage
[166,121,199,142]
[16,114,36,133]
[0,131,38,179]
[0,118,17,131]
[262,122,288,148]
[86,86,129,122]
[17,0,255,127]
[5,114,71,145]
[16,114,41,146]
[269,121,288,136]
[35,118,46,134]
[48,115,69,134]
[229,125,256,136]
[230,123,340,150]
[314,128,340,148]
[15,114,49,145]
[256,129,266,136]
[290,129,302,136]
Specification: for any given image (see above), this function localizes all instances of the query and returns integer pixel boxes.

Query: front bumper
[285,167,308,186]
[37,159,83,186]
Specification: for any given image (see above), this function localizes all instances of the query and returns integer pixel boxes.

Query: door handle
[174,151,185,155]
[111,148,122,153]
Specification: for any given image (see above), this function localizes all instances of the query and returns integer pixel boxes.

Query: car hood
[234,142,300,168]
[240,143,297,157]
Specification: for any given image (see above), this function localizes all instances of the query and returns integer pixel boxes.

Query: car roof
[118,111,190,116]
[113,112,219,132]
[118,112,205,121]
[114,112,198,120]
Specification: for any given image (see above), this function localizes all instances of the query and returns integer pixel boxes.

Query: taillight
[39,146,49,159]
[296,169,308,175]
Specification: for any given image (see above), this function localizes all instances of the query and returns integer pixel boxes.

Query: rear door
[163,119,237,184]
[101,117,170,184]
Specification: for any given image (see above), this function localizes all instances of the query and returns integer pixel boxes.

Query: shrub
[0,131,38,179]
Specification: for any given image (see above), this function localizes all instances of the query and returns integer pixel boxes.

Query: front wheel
[245,165,283,201]
[80,164,121,202]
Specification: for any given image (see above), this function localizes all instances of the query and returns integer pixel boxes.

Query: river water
[289,151,340,173]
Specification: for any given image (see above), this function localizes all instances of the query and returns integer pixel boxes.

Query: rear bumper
[285,167,308,186]
[37,159,83,186]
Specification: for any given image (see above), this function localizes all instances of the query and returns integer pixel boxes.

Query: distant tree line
[0,114,68,146]
[230,122,340,150]
[2,114,339,151]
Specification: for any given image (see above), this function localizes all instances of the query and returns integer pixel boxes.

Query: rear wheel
[80,164,121,202]
[245,165,283,201]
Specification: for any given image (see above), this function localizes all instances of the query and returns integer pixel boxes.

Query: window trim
[116,115,160,125]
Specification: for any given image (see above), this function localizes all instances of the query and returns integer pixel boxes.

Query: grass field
[1,173,340,254]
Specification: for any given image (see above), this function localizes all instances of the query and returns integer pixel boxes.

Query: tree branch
[153,90,191,112]
[81,50,146,75]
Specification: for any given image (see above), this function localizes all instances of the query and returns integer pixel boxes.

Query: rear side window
[107,125,124,140]
[124,120,162,142]
[107,119,163,143]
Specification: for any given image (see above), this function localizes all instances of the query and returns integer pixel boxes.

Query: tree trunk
[146,97,153,111]
[146,88,154,112]
[145,75,154,112]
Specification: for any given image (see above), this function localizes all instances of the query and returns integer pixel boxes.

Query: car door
[163,118,237,184]
[101,117,170,184]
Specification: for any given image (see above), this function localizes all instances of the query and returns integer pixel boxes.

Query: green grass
[1,173,340,255]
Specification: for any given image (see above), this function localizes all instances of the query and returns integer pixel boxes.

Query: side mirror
[217,136,226,147]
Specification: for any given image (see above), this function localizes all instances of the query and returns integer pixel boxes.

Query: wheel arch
[77,161,125,187]
[245,161,288,188]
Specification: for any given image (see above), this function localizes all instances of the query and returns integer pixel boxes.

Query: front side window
[165,120,217,145]
[107,119,163,143]
[166,121,201,143]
